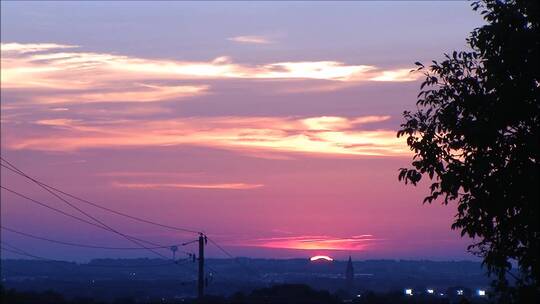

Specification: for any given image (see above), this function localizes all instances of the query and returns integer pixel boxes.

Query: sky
[0,1,485,262]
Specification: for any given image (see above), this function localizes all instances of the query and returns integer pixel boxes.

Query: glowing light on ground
[309,255,334,262]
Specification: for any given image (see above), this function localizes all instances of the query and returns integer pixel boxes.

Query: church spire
[345,256,354,293]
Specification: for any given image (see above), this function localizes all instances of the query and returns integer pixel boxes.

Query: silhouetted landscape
[1,258,490,302]
[1,258,493,303]
[2,284,494,304]
[1,0,538,303]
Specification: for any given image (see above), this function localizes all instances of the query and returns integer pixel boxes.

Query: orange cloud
[302,115,390,131]
[1,48,376,86]
[1,44,415,158]
[4,115,409,157]
[234,235,378,251]
[369,68,418,82]
[35,118,79,127]
[1,42,420,106]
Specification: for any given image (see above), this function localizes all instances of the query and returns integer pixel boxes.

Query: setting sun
[309,255,334,262]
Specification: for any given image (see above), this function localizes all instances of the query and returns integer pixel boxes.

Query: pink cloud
[232,235,380,251]
[96,171,205,178]
[112,182,263,190]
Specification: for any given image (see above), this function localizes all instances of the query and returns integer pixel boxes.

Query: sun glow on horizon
[310,255,334,262]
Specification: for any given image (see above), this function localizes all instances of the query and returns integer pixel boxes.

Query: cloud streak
[228,35,273,44]
[112,182,263,190]
[4,115,408,157]
[37,84,209,104]
[1,43,413,159]
[233,235,379,251]
[1,42,77,53]
[1,42,421,106]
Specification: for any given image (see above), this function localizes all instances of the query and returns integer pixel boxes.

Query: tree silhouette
[397,0,539,302]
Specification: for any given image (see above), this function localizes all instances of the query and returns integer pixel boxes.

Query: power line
[0,186,249,278]
[1,246,46,260]
[1,241,57,261]
[0,161,173,261]
[1,186,196,269]
[206,237,260,278]
[0,185,197,273]
[2,185,110,231]
[1,186,165,249]
[1,158,250,263]
[1,225,187,251]
[0,157,238,277]
[1,245,196,288]
[207,238,236,260]
[1,241,80,274]
[0,159,201,234]
[0,243,184,268]
[1,157,203,272]
[0,245,75,277]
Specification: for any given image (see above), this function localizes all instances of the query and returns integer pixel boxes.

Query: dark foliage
[0,284,340,304]
[397,0,539,302]
[0,285,106,304]
[229,284,341,304]
[4,284,490,304]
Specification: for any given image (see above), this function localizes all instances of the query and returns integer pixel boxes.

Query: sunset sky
[1,2,484,261]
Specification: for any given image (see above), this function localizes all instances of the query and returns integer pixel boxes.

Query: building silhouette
[345,256,354,294]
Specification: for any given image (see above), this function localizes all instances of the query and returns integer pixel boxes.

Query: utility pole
[197,233,206,300]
